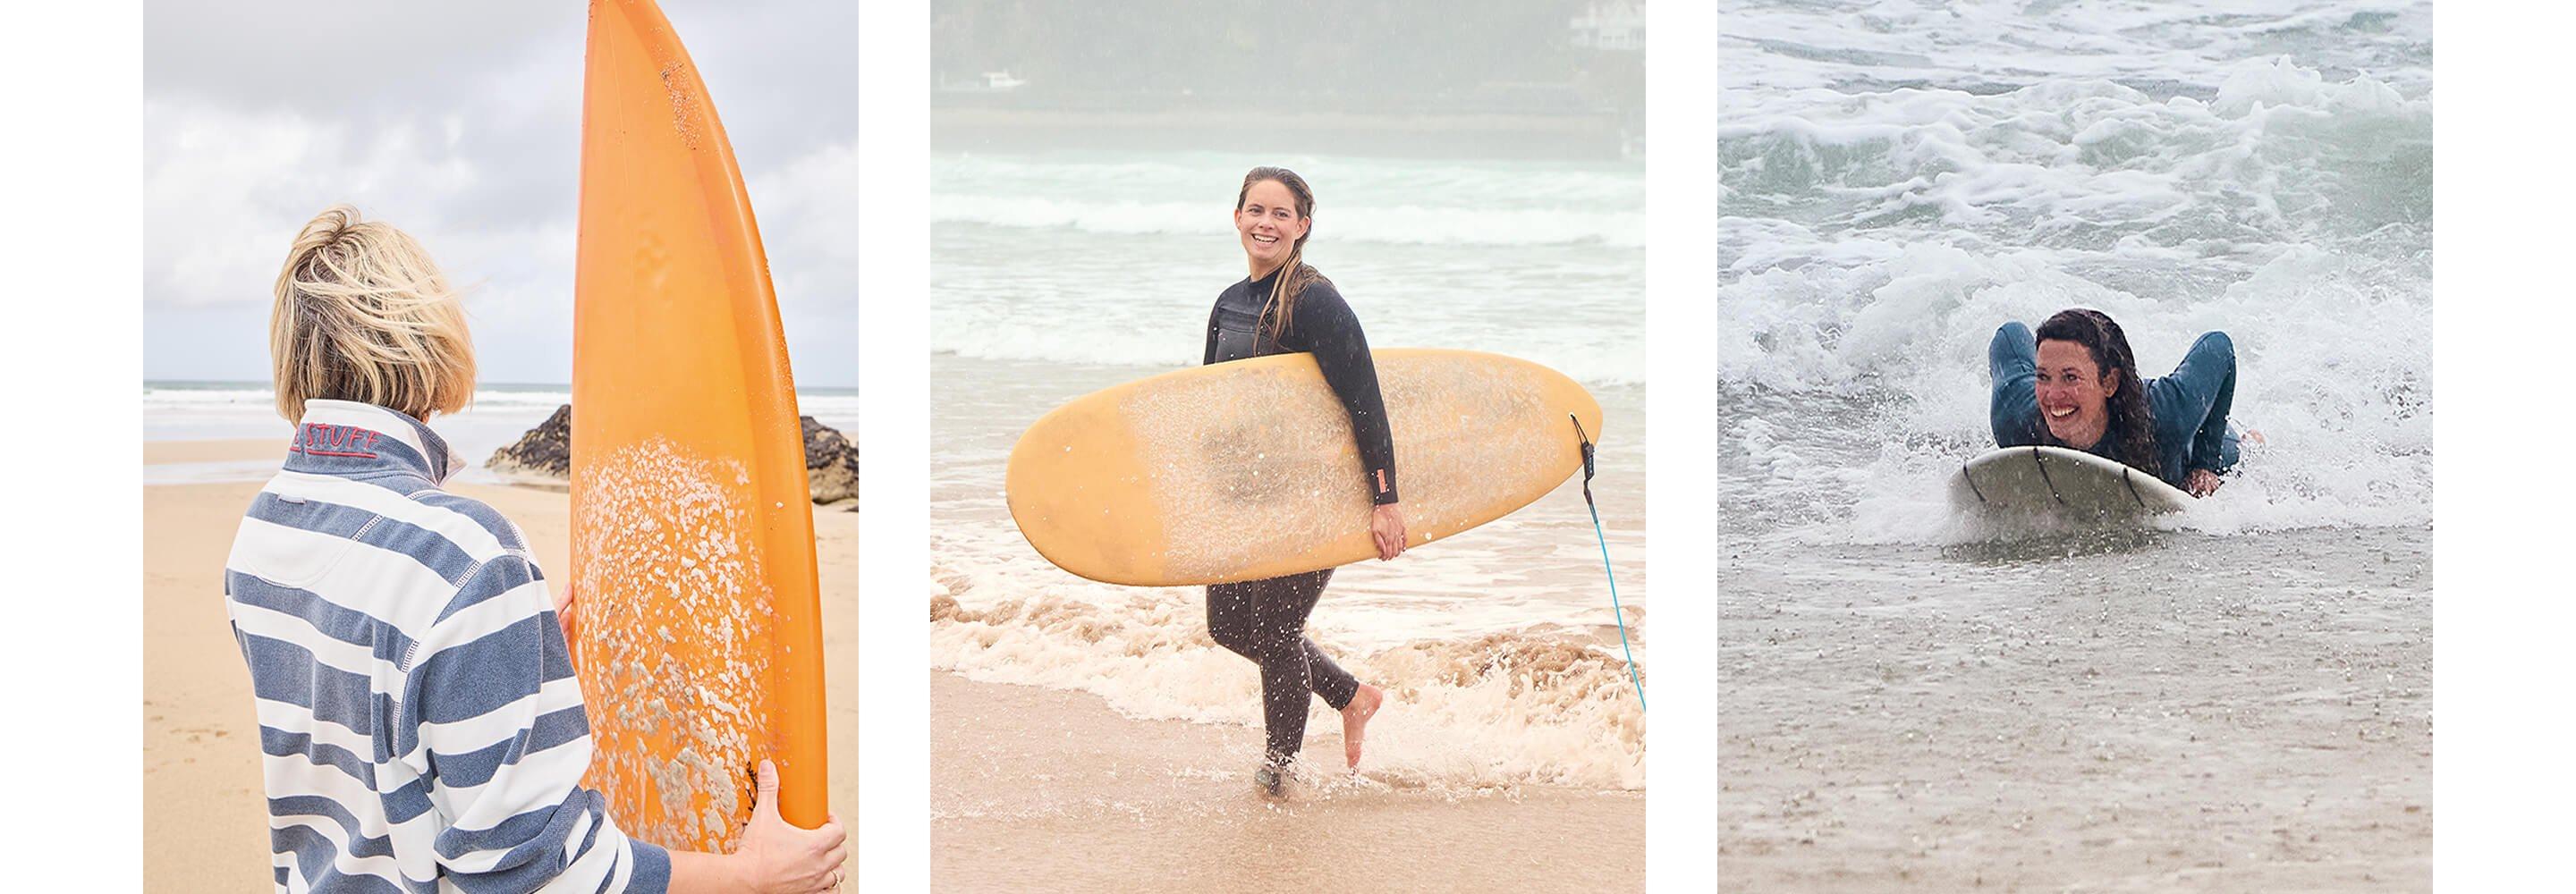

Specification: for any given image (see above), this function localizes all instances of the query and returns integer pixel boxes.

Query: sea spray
[1721,48,2430,542]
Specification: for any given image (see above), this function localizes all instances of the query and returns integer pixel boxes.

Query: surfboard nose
[572,0,829,844]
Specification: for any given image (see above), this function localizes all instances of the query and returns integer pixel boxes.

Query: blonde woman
[225,206,845,893]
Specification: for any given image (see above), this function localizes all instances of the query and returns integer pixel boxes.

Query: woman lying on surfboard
[1988,308,2241,497]
[225,206,846,893]
[1204,166,1392,797]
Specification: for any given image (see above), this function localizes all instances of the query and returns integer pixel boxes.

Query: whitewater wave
[1719,28,2432,541]
[1722,241,2429,542]
[1721,62,2430,265]
[1724,0,2431,102]
[929,579,1646,791]
[935,195,1645,248]
[929,333,1647,388]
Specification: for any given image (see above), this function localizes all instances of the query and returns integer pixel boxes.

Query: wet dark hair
[1235,166,1328,343]
[2035,308,2159,478]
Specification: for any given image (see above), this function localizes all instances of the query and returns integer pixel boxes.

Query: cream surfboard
[1950,444,2193,520]
[1007,348,1603,586]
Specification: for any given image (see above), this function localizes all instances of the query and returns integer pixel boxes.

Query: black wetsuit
[1200,267,1396,764]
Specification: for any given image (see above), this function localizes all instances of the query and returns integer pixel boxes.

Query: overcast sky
[144,0,855,386]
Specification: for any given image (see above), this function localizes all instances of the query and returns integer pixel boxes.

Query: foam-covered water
[1720,0,2431,544]
[141,382,861,485]
[929,575,1648,792]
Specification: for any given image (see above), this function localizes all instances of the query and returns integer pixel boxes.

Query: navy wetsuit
[1201,267,1394,765]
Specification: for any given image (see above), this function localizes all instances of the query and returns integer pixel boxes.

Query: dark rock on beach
[802,416,859,504]
[486,404,573,481]
[486,404,858,504]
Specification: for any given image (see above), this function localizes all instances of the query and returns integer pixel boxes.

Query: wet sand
[930,672,1644,891]
[141,441,860,890]
[142,438,280,466]
[1718,526,2432,891]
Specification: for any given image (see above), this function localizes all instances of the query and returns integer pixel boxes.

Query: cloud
[144,100,487,308]
[143,0,854,385]
[749,141,860,384]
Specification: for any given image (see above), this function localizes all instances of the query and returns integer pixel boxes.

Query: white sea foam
[930,563,1648,791]
[934,151,1645,248]
[1721,7,2431,543]
[1724,0,2430,104]
[936,195,1644,249]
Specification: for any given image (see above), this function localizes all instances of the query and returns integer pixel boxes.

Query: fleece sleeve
[401,556,671,893]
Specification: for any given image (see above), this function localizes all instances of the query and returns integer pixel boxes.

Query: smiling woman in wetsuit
[1989,308,2241,497]
[1204,166,1396,797]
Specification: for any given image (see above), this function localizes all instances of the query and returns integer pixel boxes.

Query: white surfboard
[1950,444,2192,520]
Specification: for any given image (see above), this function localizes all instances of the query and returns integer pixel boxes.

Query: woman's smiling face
[2034,337,2115,448]
[1235,179,1308,273]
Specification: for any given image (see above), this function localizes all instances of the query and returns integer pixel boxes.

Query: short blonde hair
[269,205,476,422]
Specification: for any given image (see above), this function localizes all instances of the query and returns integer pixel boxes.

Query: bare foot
[1341,682,1384,769]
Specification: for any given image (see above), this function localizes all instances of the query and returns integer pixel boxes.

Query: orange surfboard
[1007,348,1603,586]
[569,0,827,849]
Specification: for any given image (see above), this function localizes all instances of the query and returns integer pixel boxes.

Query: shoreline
[930,672,1644,891]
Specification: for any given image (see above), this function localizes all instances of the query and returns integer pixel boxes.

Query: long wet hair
[1236,166,1326,343]
[2034,308,2159,478]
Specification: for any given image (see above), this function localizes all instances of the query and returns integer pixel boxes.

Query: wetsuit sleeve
[1988,322,2044,447]
[1202,300,1222,367]
[2160,330,2238,474]
[402,558,671,893]
[1291,284,1400,505]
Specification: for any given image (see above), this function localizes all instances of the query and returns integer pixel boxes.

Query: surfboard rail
[1951,444,2192,519]
[1006,348,1603,587]
[569,0,827,849]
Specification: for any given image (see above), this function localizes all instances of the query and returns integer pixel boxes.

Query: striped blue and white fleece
[223,400,670,893]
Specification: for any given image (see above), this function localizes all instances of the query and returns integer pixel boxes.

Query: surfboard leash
[1570,415,1646,713]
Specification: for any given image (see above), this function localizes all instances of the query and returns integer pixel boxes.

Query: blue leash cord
[1572,416,1645,712]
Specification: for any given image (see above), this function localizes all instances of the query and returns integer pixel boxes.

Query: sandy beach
[929,672,1644,892]
[1718,527,2433,891]
[141,439,860,890]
